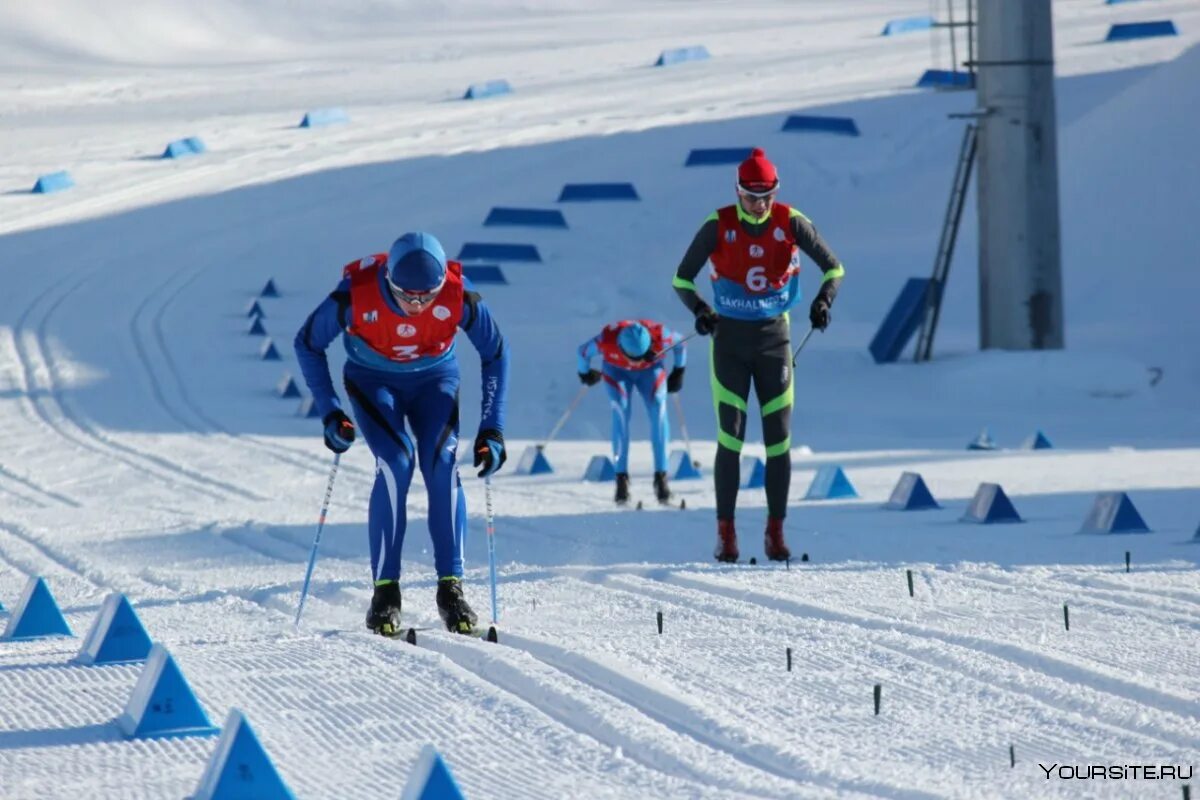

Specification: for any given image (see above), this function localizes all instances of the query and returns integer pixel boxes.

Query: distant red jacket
[596,319,666,371]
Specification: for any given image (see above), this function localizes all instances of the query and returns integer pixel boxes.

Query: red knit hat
[737,147,778,191]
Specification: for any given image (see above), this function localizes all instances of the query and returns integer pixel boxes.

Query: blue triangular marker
[583,454,616,482]
[400,745,465,800]
[1079,492,1151,534]
[298,397,321,419]
[246,300,265,318]
[260,279,280,298]
[515,445,553,475]
[884,472,940,510]
[961,483,1022,524]
[668,449,702,480]
[1022,430,1053,450]
[248,317,267,336]
[967,427,997,451]
[277,375,301,399]
[805,465,858,500]
[117,644,219,739]
[739,456,765,489]
[75,593,152,665]
[2,576,73,640]
[260,340,281,361]
[191,709,296,800]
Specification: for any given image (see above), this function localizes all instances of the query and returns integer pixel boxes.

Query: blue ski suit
[577,326,686,473]
[294,267,508,582]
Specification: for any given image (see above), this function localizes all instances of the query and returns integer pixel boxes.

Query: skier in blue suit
[577,319,686,505]
[294,232,509,636]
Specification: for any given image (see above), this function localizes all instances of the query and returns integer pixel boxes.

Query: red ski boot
[714,519,739,563]
[764,517,791,562]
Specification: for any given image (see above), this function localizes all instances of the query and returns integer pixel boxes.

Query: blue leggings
[344,363,466,581]
[603,364,669,473]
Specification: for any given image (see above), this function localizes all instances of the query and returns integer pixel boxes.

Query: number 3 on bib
[390,344,420,361]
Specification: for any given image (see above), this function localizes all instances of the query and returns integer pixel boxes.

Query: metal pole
[672,394,694,454]
[294,452,341,628]
[947,0,959,75]
[791,327,816,366]
[484,476,499,625]
[541,386,589,448]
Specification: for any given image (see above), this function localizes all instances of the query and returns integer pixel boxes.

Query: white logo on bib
[773,227,786,242]
[432,305,451,321]
[749,244,764,258]
[396,324,417,337]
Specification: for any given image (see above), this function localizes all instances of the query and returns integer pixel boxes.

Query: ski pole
[294,452,341,628]
[648,330,700,363]
[672,393,694,455]
[791,326,816,366]
[484,475,499,625]
[541,385,589,449]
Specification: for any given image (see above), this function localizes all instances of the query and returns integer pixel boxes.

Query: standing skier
[577,319,687,505]
[671,148,845,562]
[294,232,509,635]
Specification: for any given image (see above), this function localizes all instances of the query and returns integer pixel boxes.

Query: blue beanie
[617,323,651,358]
[387,232,447,292]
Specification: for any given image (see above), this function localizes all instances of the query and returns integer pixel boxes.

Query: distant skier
[577,319,687,505]
[671,148,845,563]
[294,232,509,636]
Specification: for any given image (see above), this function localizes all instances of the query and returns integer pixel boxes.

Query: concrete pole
[975,0,1064,349]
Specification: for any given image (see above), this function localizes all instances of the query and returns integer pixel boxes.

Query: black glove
[809,296,831,331]
[666,366,685,393]
[579,369,602,386]
[694,304,719,336]
[322,410,356,454]
[473,428,507,478]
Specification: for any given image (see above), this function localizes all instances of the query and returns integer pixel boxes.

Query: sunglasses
[737,184,779,200]
[389,281,442,306]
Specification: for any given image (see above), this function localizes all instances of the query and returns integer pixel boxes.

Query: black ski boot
[365,580,402,637]
[653,471,671,504]
[436,578,478,635]
[615,472,631,505]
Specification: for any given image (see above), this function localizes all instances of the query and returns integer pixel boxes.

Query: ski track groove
[10,281,235,503]
[407,621,871,800]
[0,519,118,597]
[141,259,374,483]
[564,570,1197,756]
[653,570,1200,726]
[0,461,77,508]
[946,569,1200,629]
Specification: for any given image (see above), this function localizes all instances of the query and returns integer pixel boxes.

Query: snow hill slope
[0,2,1197,798]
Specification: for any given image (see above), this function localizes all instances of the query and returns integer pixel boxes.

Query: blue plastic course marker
[1022,430,1053,450]
[400,745,466,800]
[685,148,754,166]
[515,445,554,475]
[668,449,702,480]
[298,397,321,419]
[462,265,508,285]
[248,317,267,336]
[246,300,266,318]
[191,709,297,800]
[116,644,220,739]
[557,183,640,202]
[804,465,858,500]
[961,483,1022,524]
[739,456,765,489]
[32,171,75,194]
[260,278,280,298]
[162,137,206,159]
[463,79,512,100]
[484,207,568,228]
[299,108,349,128]
[781,115,860,136]
[1,576,73,641]
[654,45,710,67]
[1079,492,1151,534]
[916,69,975,89]
[1106,21,1177,41]
[457,243,541,262]
[967,427,998,451]
[277,374,302,399]
[884,472,940,510]
[882,15,935,35]
[583,455,616,482]
[75,592,152,666]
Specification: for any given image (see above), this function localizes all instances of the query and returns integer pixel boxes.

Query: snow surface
[0,1,1197,797]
